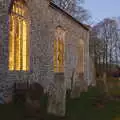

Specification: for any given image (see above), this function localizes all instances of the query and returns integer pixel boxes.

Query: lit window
[9,0,29,71]
[54,26,65,73]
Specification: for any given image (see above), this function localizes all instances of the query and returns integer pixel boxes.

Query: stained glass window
[54,26,65,73]
[9,0,29,71]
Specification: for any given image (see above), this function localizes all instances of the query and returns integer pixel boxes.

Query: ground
[66,87,120,120]
[0,87,120,120]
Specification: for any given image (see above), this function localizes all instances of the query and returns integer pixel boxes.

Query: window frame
[8,0,30,71]
[54,26,65,73]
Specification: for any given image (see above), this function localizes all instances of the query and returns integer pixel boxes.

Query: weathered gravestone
[71,71,87,98]
[25,82,47,117]
[47,73,66,117]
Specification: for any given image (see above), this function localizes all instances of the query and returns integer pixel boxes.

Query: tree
[90,26,105,76]
[90,18,120,76]
[52,0,91,23]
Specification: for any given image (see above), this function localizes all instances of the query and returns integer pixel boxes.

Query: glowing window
[9,0,29,71]
[54,26,65,73]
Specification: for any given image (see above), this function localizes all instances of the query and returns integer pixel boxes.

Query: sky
[84,0,120,24]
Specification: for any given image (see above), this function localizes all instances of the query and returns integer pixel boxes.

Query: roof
[83,24,92,30]
[49,1,90,31]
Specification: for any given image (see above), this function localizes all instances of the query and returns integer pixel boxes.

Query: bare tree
[90,27,105,76]
[90,18,120,76]
[52,0,91,23]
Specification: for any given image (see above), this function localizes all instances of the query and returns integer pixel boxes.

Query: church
[0,0,94,116]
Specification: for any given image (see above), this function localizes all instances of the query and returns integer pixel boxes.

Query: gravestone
[25,82,46,117]
[47,73,66,116]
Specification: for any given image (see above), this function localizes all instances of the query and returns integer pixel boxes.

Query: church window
[9,0,29,71]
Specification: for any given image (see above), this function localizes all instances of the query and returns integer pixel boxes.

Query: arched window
[54,26,65,73]
[77,39,85,73]
[9,0,29,71]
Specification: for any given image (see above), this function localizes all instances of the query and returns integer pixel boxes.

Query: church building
[0,0,92,116]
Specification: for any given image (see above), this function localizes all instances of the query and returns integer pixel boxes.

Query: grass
[107,77,120,96]
[0,102,25,120]
[0,87,119,120]
[109,88,120,96]
[66,87,120,120]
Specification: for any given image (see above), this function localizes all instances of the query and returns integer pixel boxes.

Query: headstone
[103,73,109,95]
[25,82,45,117]
[47,73,66,116]
[70,71,81,98]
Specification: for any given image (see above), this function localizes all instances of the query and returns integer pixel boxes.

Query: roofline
[49,2,89,31]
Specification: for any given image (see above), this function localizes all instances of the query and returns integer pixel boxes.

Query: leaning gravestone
[70,71,87,98]
[70,71,81,98]
[103,73,109,96]
[47,73,66,116]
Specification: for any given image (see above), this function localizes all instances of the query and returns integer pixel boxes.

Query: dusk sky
[84,0,120,24]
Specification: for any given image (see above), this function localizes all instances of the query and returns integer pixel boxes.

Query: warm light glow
[22,21,27,71]
[54,27,65,73]
[9,15,15,70]
[13,5,15,12]
[54,40,57,72]
[16,7,19,14]
[9,0,29,71]
[12,1,25,16]
[15,17,20,70]
[21,8,25,16]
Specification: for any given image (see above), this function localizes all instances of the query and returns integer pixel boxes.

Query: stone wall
[0,0,13,100]
[0,0,89,116]
[26,0,89,115]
